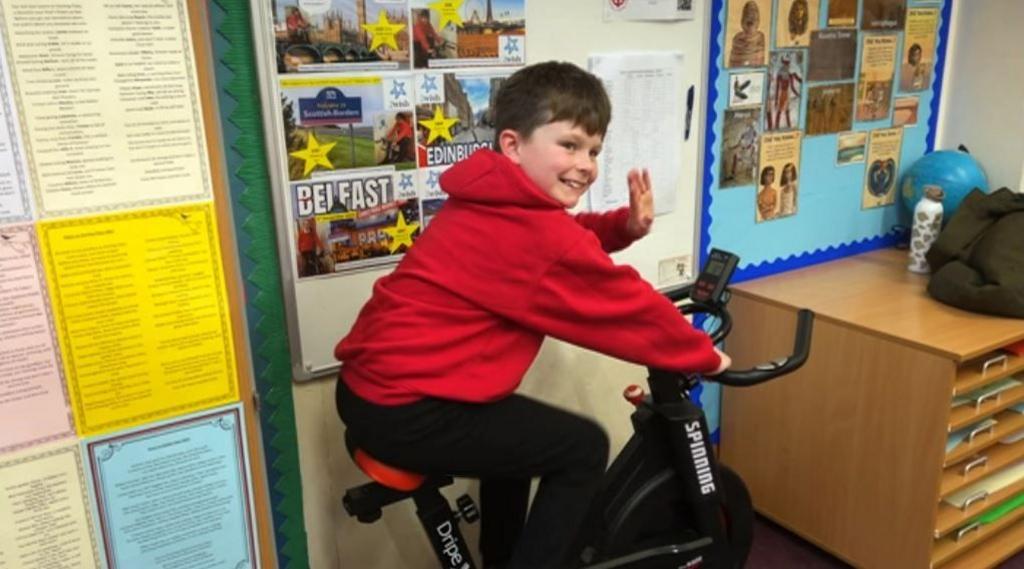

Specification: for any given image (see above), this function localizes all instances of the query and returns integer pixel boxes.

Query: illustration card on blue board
[856,35,897,122]
[775,0,819,48]
[892,96,919,127]
[765,51,804,132]
[756,131,802,223]
[899,8,939,92]
[862,0,906,31]
[415,71,509,169]
[280,75,416,181]
[410,0,525,69]
[862,127,903,209]
[720,107,762,189]
[291,169,421,277]
[808,29,856,82]
[836,131,867,166]
[84,405,258,569]
[806,83,854,135]
[274,0,411,73]
[724,0,770,68]
[728,71,766,108]
[827,0,856,27]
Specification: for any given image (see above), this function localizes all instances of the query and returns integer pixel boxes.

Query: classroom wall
[937,0,1024,190]
[288,3,716,568]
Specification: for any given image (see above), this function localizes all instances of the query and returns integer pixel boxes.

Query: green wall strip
[209,1,310,567]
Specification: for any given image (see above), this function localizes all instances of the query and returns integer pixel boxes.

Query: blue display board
[700,0,952,279]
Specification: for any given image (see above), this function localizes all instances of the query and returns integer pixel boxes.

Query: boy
[335,61,730,569]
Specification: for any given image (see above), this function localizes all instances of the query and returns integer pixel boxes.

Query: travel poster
[765,51,805,131]
[0,442,101,568]
[724,0,770,68]
[806,83,854,135]
[720,107,762,188]
[856,35,898,122]
[273,0,411,73]
[415,70,509,169]
[862,0,906,31]
[808,29,857,82]
[0,224,73,454]
[38,204,238,436]
[862,127,903,209]
[0,0,211,217]
[280,74,417,180]
[756,131,802,222]
[899,8,940,92]
[775,0,819,48]
[84,405,258,569]
[291,168,420,277]
[409,0,525,69]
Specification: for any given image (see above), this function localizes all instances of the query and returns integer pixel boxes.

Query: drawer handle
[956,521,981,542]
[982,354,1009,377]
[975,390,1003,409]
[969,423,995,443]
[962,490,989,511]
[962,455,989,476]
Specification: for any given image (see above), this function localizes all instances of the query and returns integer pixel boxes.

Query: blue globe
[901,149,989,220]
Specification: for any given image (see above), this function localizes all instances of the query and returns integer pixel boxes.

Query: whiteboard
[250,1,713,381]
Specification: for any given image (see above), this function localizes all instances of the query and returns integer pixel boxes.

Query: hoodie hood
[439,149,565,209]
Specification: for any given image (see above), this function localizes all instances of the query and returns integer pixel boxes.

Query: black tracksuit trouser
[336,378,609,569]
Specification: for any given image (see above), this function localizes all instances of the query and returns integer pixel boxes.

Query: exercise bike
[342,249,814,568]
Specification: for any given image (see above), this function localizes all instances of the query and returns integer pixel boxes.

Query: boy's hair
[492,61,611,145]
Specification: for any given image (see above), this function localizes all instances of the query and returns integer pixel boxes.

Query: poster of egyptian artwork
[720,107,762,188]
[280,75,417,180]
[765,51,804,131]
[899,8,940,92]
[414,70,509,169]
[862,127,903,209]
[409,0,525,69]
[273,0,411,73]
[728,71,766,108]
[724,0,770,68]
[805,83,854,135]
[893,96,919,127]
[290,169,420,277]
[808,29,856,82]
[775,0,819,48]
[827,0,856,27]
[862,0,906,31]
[856,35,897,122]
[755,131,801,223]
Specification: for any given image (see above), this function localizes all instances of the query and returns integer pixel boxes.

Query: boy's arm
[574,168,654,253]
[572,208,634,253]
[517,235,722,374]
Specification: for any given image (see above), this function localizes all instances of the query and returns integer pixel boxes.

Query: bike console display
[691,249,739,305]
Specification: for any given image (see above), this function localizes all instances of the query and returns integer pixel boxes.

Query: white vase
[908,185,945,274]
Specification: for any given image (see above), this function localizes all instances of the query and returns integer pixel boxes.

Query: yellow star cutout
[290,132,336,176]
[361,11,406,52]
[418,106,459,144]
[383,210,420,253]
[428,0,464,29]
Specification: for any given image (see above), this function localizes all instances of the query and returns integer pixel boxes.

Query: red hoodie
[335,150,721,405]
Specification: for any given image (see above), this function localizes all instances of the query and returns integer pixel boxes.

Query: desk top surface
[732,248,1024,362]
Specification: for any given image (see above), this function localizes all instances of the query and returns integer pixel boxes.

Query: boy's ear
[497,129,524,164]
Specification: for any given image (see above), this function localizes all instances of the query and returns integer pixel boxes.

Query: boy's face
[501,120,603,208]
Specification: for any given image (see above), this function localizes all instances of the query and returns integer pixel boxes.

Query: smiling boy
[335,61,729,569]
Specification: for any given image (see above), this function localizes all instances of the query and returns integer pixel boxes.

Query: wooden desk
[720,248,1024,568]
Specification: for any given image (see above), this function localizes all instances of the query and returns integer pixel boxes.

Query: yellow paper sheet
[0,441,101,569]
[38,203,238,435]
[0,0,211,217]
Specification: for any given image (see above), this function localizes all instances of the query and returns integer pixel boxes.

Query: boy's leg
[336,381,609,569]
[479,477,529,568]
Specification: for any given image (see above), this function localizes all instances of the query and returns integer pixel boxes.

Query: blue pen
[685,85,695,140]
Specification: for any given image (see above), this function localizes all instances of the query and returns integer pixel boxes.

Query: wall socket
[658,255,691,286]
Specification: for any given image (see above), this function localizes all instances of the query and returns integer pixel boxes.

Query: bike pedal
[455,494,479,523]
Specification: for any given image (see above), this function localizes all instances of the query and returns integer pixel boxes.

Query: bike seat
[345,431,425,492]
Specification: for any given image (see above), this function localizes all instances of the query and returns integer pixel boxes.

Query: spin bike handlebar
[660,284,815,387]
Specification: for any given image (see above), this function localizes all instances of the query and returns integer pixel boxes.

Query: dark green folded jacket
[925,188,1024,318]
